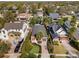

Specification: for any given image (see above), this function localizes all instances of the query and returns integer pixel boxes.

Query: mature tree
[70,16,76,26]
[0,40,10,57]
[3,11,15,22]
[20,32,33,58]
[68,16,76,37]
[58,17,67,25]
[17,3,26,13]
[68,27,76,38]
[29,17,37,27]
[30,3,37,14]
[43,17,52,26]
[29,17,42,27]
[36,31,44,41]
[43,6,54,15]
[0,18,5,29]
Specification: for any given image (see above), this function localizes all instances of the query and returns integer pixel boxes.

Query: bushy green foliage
[43,17,52,26]
[36,31,44,41]
[3,11,15,22]
[20,32,40,58]
[29,17,42,27]
[0,40,10,57]
[0,18,5,29]
[20,32,33,57]
[70,39,79,50]
[53,41,59,45]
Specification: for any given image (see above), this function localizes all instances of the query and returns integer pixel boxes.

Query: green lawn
[30,44,40,54]
[53,44,67,58]
[27,44,40,58]
[20,32,41,58]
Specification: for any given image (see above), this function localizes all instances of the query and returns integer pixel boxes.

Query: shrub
[0,40,10,57]
[69,39,79,50]
[53,41,59,45]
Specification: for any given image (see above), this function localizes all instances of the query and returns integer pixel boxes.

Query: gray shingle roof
[49,13,59,19]
[4,22,23,30]
[32,24,47,37]
[49,23,61,32]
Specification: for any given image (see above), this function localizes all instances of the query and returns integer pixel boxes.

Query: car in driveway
[14,39,24,53]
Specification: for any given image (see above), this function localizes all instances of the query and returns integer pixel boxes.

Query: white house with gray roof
[0,21,29,40]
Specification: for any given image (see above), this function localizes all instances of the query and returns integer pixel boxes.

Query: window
[4,35,6,38]
[10,35,14,37]
[3,31,5,34]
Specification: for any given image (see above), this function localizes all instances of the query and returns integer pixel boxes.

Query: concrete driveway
[40,37,50,58]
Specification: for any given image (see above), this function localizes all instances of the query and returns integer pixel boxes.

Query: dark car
[14,44,20,53]
[14,39,24,53]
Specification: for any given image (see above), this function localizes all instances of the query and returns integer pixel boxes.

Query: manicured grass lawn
[53,44,67,58]
[20,32,41,58]
[30,44,40,54]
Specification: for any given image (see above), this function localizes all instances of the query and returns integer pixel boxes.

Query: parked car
[14,39,24,53]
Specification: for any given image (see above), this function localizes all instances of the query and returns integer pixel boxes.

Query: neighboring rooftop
[49,13,60,19]
[17,13,32,19]
[32,24,47,37]
[4,22,23,30]
[49,23,61,33]
[48,23,67,38]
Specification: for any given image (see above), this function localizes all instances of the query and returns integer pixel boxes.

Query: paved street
[61,39,79,58]
[40,38,50,58]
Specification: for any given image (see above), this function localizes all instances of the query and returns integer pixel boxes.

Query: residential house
[64,15,79,41]
[48,23,67,40]
[31,24,47,43]
[0,21,29,40]
[49,13,60,20]
[16,13,32,21]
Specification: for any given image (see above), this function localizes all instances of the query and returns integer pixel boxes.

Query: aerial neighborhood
[0,2,79,58]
